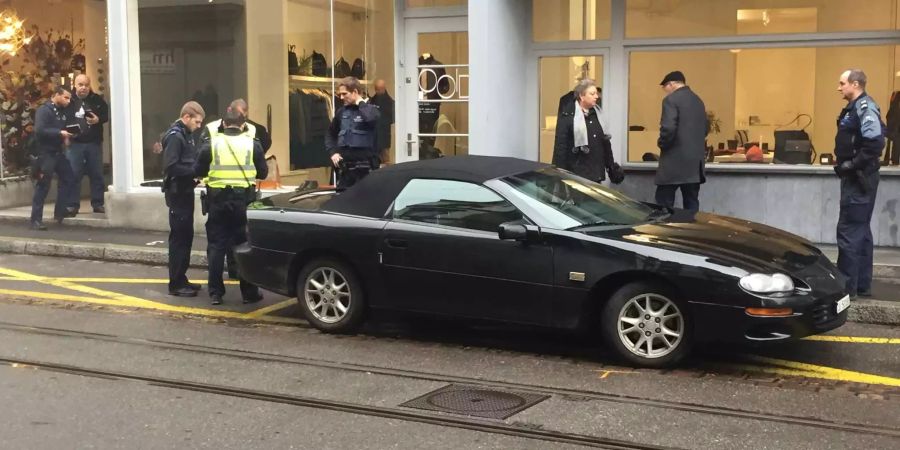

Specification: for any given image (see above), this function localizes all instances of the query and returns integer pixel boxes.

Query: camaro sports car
[236,156,848,367]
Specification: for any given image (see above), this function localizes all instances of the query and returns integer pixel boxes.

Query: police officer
[327,76,380,189]
[30,86,77,230]
[833,69,886,299]
[162,101,205,297]
[194,108,268,306]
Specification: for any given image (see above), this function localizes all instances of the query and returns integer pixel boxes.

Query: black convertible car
[236,156,848,367]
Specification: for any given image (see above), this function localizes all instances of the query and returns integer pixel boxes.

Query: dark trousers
[655,183,701,211]
[67,142,105,209]
[836,173,879,295]
[337,152,373,189]
[166,191,194,291]
[205,189,260,300]
[31,153,75,223]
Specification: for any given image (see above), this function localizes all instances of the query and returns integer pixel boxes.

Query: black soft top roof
[321,155,550,218]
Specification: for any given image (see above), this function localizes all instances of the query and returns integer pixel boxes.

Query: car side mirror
[498,222,540,242]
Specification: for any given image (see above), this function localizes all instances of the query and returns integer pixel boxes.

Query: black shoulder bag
[222,139,260,205]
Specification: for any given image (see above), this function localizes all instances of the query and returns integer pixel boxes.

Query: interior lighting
[0,10,31,56]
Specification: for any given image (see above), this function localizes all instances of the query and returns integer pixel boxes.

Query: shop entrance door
[400,17,468,163]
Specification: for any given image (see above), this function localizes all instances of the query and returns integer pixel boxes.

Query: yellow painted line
[741,356,900,387]
[57,278,238,285]
[0,276,20,281]
[803,335,900,345]
[243,298,298,319]
[0,266,304,324]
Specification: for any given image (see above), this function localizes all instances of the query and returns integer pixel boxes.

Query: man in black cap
[655,71,708,212]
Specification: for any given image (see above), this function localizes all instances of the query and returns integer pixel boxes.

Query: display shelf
[289,75,369,84]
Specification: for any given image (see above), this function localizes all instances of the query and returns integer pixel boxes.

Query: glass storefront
[538,55,604,163]
[136,0,394,185]
[626,0,900,38]
[533,0,611,41]
[627,45,899,165]
[0,0,109,179]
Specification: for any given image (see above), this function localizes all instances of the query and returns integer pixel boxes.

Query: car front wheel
[600,281,691,368]
[296,257,366,333]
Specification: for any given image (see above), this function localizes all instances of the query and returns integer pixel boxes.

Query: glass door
[401,17,468,163]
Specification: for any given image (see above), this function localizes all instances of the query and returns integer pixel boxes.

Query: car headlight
[739,273,794,294]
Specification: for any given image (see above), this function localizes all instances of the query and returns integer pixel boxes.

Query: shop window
[137,0,394,185]
[626,0,899,39]
[626,45,900,167]
[0,0,109,180]
[538,55,604,164]
[417,30,468,159]
[393,179,522,232]
[533,0,611,42]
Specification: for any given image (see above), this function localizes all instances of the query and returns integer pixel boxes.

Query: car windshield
[499,168,658,230]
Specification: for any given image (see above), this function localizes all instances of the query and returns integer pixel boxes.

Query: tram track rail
[0,321,898,440]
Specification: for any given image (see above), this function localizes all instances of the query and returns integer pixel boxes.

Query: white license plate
[835,295,851,314]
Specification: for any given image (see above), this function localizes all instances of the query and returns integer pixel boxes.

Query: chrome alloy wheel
[617,293,684,359]
[304,267,351,324]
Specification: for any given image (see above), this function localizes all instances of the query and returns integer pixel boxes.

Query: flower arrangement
[0,25,84,177]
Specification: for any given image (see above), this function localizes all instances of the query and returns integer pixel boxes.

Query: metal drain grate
[400,384,549,419]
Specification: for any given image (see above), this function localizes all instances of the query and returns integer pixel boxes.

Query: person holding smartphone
[67,74,110,214]
[30,86,77,230]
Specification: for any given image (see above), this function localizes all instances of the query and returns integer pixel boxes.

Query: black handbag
[288,45,299,75]
[311,51,327,77]
[351,58,365,79]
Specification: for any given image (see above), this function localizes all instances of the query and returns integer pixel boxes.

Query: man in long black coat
[369,79,394,167]
[655,71,708,212]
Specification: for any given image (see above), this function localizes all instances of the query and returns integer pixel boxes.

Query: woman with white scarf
[552,79,623,184]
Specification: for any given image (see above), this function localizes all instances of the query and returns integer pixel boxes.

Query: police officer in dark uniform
[326,76,381,189]
[162,101,205,297]
[30,86,77,230]
[194,108,268,306]
[833,69,886,299]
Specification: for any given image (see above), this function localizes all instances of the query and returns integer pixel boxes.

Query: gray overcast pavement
[0,301,898,449]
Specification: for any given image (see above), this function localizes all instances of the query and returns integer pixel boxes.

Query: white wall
[468,0,532,158]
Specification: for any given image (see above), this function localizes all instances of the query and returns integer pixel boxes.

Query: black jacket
[34,101,68,156]
[656,86,708,185]
[835,92,885,173]
[326,102,381,156]
[69,91,110,144]
[162,120,198,179]
[553,107,614,181]
[369,92,395,151]
[194,128,268,182]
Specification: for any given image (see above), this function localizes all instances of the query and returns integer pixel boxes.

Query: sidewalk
[0,215,898,325]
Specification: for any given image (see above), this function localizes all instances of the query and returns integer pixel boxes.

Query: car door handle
[385,238,408,249]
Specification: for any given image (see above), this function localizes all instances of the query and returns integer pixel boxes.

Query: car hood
[585,210,826,275]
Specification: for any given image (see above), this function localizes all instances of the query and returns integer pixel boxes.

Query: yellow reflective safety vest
[207,133,257,188]
[206,119,255,140]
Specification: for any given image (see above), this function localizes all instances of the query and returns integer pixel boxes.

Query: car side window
[392,179,523,232]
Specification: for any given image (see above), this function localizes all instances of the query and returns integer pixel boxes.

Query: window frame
[527,0,900,175]
[388,178,533,233]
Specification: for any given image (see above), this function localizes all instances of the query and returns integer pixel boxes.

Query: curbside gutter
[1,236,898,326]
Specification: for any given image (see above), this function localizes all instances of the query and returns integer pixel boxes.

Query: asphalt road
[1,254,899,448]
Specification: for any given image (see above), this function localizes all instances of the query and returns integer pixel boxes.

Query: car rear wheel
[296,257,366,333]
[600,281,691,368]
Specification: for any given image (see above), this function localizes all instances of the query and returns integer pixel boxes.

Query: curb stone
[0,237,207,268]
[1,236,898,326]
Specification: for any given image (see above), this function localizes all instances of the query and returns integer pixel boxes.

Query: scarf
[573,101,609,152]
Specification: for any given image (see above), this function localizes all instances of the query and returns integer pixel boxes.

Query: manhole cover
[400,384,549,419]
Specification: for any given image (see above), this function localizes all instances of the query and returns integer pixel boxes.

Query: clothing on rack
[289,87,334,169]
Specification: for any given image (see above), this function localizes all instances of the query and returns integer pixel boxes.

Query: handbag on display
[333,57,351,78]
[288,45,299,75]
[311,51,327,77]
[351,58,365,79]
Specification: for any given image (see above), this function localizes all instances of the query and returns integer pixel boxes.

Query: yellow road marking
[0,266,298,324]
[803,335,900,345]
[740,356,900,387]
[0,277,237,285]
[244,298,298,318]
[595,369,636,379]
